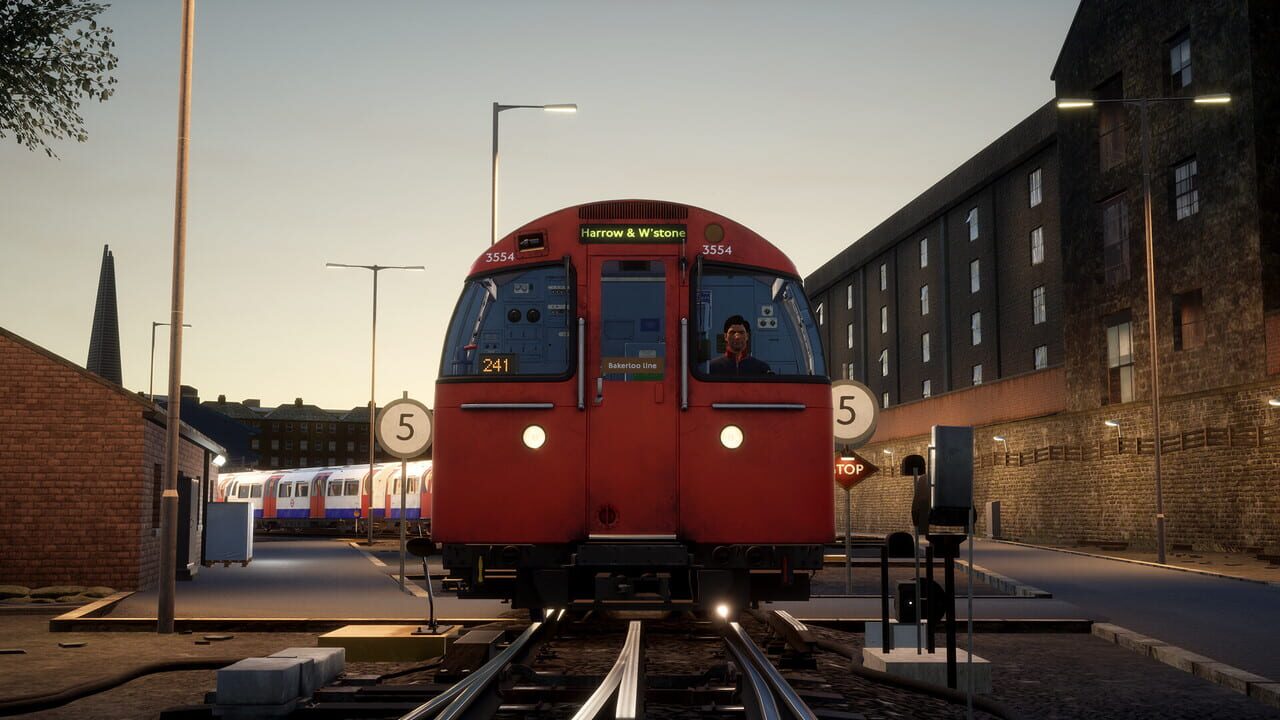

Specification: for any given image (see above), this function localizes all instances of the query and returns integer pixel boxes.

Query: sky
[0,1,1079,410]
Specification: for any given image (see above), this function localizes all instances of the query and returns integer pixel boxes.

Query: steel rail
[569,621,643,720]
[398,610,562,720]
[724,633,779,720]
[726,621,818,720]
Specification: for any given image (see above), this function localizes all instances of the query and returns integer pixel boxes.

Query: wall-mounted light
[1269,398,1280,408]
[212,454,226,468]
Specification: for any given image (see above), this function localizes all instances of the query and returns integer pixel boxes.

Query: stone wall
[842,376,1280,553]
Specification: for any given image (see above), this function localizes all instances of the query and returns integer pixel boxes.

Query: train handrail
[680,317,689,410]
[460,403,555,410]
[578,317,586,410]
[710,403,807,410]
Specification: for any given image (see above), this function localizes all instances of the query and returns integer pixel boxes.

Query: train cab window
[693,266,826,380]
[600,260,666,381]
[344,480,359,496]
[328,482,343,497]
[441,264,573,379]
[250,485,263,498]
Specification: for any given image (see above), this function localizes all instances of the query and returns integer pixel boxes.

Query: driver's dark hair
[723,314,750,334]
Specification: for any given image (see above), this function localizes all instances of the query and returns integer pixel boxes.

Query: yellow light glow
[1193,94,1231,104]
[1056,99,1095,109]
[522,425,547,449]
[715,603,730,619]
[720,425,743,450]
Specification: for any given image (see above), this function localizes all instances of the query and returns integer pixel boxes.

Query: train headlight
[719,425,743,450]
[522,425,547,450]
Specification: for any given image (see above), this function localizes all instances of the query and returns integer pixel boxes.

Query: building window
[879,263,887,291]
[880,349,889,377]
[346,441,355,452]
[250,438,259,450]
[966,207,979,241]
[328,440,336,452]
[271,422,280,431]
[328,423,336,433]
[880,306,888,334]
[1102,195,1130,285]
[1030,226,1045,265]
[816,302,824,326]
[1029,168,1043,207]
[285,423,294,432]
[919,238,928,267]
[1169,31,1191,90]
[300,456,307,467]
[270,456,279,467]
[847,284,853,309]
[882,392,890,409]
[969,259,980,293]
[1106,315,1135,403]
[1173,289,1204,350]
[299,422,308,432]
[285,440,293,451]
[1034,345,1048,370]
[271,439,279,450]
[920,285,929,315]
[922,379,932,398]
[1033,286,1046,324]
[972,364,983,386]
[328,457,336,466]
[971,312,982,346]
[300,440,308,452]
[847,323,853,349]
[921,332,930,363]
[1098,75,1125,171]
[843,362,854,380]
[1173,157,1199,220]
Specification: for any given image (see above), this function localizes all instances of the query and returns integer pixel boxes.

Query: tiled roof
[201,400,266,421]
[265,402,341,422]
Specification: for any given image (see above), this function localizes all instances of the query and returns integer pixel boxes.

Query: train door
[586,251,680,536]
[263,474,283,519]
[310,472,329,520]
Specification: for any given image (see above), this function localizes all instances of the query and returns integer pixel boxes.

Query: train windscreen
[693,266,827,380]
[441,264,573,379]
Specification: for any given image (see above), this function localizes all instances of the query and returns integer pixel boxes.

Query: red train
[434,199,832,616]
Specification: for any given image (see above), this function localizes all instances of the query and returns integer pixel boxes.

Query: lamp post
[325,263,425,544]
[150,321,192,400]
[491,102,577,245]
[1058,92,1230,564]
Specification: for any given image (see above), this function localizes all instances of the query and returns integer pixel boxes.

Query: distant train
[214,461,432,533]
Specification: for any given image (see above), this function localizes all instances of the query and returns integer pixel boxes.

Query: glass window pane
[600,260,666,381]
[441,264,573,378]
[694,267,825,379]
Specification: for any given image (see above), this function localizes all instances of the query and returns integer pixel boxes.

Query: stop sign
[834,451,879,490]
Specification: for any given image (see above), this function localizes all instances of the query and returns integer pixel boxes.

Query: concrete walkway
[970,539,1280,679]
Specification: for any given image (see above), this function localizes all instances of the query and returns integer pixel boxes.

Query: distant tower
[86,244,122,385]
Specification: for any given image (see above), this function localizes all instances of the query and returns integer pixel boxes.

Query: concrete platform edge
[48,616,507,633]
[992,539,1280,587]
[1092,622,1280,709]
[802,618,1091,633]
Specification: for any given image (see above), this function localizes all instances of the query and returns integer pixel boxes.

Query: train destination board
[580,224,687,243]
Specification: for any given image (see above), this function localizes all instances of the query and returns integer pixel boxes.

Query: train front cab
[435,202,833,614]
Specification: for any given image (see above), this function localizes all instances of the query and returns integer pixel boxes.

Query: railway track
[284,610,830,719]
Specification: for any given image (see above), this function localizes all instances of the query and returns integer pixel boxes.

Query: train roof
[470,199,799,279]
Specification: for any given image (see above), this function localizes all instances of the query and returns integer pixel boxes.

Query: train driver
[709,315,773,376]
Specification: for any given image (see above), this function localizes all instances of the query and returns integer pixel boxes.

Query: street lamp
[491,102,577,245]
[150,321,192,400]
[1059,92,1231,564]
[326,262,425,544]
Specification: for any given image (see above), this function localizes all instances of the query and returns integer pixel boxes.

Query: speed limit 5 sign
[376,396,434,459]
[831,380,878,447]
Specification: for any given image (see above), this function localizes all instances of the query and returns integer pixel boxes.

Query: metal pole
[399,457,407,591]
[368,269,379,545]
[1139,100,1167,564]
[149,322,158,400]
[844,487,852,594]
[158,0,195,634]
[491,102,499,246]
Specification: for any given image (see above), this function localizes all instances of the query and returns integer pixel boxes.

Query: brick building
[807,0,1280,552]
[201,396,410,470]
[0,327,223,591]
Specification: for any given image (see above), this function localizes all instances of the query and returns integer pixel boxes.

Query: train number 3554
[701,244,733,256]
[485,251,517,263]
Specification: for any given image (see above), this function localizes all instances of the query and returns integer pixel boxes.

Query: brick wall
[0,330,218,591]
[841,376,1280,553]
